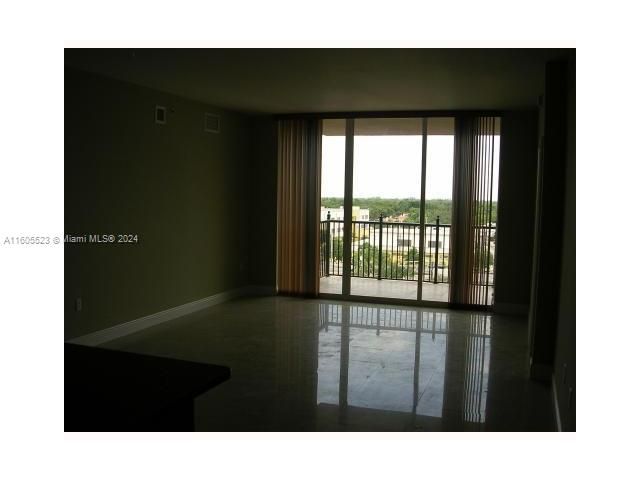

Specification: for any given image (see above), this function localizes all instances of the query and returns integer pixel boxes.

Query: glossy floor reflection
[104,296,554,431]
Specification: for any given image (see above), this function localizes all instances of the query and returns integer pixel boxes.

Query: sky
[321,135,500,201]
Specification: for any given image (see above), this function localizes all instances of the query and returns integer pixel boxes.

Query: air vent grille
[204,113,220,133]
[155,105,166,125]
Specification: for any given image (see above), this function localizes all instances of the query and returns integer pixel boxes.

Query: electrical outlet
[75,297,82,312]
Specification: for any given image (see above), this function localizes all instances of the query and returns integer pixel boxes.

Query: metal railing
[320,213,495,287]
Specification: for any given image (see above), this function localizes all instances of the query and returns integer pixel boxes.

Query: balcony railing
[320,214,495,287]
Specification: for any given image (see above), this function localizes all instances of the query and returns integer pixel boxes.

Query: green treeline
[321,197,497,225]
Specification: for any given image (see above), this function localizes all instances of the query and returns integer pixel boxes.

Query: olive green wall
[248,117,278,289]
[553,57,576,431]
[528,60,571,379]
[493,111,539,310]
[65,68,251,339]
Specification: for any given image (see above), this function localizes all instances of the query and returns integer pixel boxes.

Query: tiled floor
[103,296,554,432]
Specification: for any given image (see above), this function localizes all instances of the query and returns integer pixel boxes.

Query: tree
[353,242,378,277]
[404,247,419,263]
[405,207,420,223]
[321,197,498,226]
[331,237,343,261]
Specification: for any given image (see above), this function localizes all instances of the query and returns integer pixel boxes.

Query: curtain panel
[450,116,499,306]
[276,119,323,296]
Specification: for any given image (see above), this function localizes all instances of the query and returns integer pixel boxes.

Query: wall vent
[155,105,167,125]
[204,113,220,133]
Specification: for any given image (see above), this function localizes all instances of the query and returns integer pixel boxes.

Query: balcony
[319,217,495,303]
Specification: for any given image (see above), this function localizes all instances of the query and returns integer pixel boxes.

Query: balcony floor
[320,276,450,302]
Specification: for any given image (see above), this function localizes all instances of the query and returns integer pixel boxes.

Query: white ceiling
[64,48,571,114]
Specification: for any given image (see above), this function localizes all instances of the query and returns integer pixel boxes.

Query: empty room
[59,48,576,433]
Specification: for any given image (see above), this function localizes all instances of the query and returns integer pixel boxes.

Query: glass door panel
[421,118,455,302]
[351,118,423,300]
[319,119,346,294]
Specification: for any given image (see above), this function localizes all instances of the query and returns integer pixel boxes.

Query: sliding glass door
[350,118,423,300]
[319,115,500,307]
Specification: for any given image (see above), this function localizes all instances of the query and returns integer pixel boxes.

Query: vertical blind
[276,119,323,296]
[450,116,499,306]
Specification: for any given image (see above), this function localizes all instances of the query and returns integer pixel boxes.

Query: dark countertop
[65,343,230,431]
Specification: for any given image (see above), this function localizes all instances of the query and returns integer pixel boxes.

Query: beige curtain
[450,116,499,306]
[276,119,322,296]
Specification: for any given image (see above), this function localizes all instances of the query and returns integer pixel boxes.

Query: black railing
[320,213,496,287]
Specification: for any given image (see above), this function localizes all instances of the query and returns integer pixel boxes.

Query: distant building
[321,206,369,222]
[384,212,410,223]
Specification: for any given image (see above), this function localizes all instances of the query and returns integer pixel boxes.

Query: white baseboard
[66,285,268,346]
[493,302,529,316]
[551,373,563,432]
